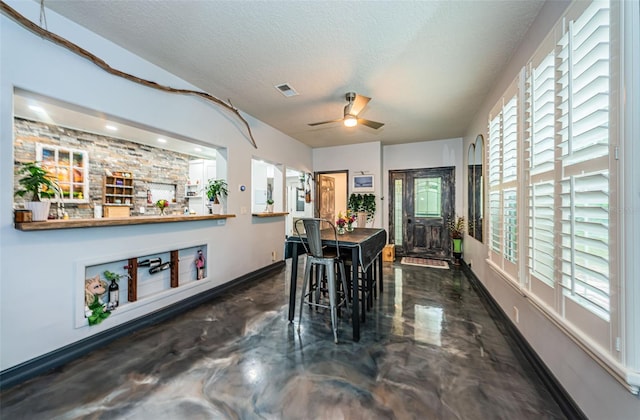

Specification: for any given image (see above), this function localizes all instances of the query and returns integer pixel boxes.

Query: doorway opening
[314,170,348,225]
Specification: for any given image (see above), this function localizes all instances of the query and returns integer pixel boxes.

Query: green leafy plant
[103,270,126,282]
[347,194,376,222]
[206,179,228,204]
[266,198,274,205]
[14,161,61,201]
[348,193,364,213]
[348,193,376,223]
[362,194,376,222]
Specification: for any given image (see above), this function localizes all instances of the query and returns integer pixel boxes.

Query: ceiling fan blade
[350,94,371,116]
[358,118,384,129]
[308,118,343,127]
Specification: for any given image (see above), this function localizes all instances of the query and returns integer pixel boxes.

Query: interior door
[390,167,455,259]
[318,174,335,223]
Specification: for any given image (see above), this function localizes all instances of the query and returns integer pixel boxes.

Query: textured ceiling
[41,0,545,148]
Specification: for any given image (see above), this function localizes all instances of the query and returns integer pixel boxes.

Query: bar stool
[295,218,350,343]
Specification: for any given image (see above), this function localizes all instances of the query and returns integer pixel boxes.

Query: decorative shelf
[15,214,236,231]
[252,212,289,217]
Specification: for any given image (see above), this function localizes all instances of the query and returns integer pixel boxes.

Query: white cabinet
[187,159,216,215]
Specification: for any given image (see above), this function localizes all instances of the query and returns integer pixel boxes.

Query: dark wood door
[389,167,455,259]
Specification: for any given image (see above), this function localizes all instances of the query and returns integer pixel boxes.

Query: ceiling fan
[308,92,384,129]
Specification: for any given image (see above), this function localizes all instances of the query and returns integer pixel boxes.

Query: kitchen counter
[14,214,236,231]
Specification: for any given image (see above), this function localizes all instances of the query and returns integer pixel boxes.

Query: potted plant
[348,193,376,227]
[206,178,228,214]
[266,198,274,213]
[362,194,376,224]
[14,161,61,221]
[447,215,466,264]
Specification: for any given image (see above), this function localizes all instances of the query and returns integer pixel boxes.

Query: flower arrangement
[156,199,169,215]
[447,215,466,239]
[336,211,356,232]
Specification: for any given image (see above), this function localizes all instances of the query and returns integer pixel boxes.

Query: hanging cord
[39,0,47,30]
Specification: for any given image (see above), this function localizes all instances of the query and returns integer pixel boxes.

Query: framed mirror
[468,134,484,242]
[467,143,476,238]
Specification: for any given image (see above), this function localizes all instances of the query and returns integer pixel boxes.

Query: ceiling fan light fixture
[344,114,357,127]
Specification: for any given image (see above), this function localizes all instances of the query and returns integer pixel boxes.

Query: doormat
[400,257,449,269]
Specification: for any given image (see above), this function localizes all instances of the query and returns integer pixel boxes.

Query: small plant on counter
[267,198,274,205]
[14,161,61,202]
[155,199,169,215]
[206,179,228,204]
[155,199,169,209]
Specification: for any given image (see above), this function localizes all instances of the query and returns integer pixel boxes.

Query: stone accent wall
[14,118,191,219]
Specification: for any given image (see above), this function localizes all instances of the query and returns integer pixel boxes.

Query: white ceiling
[39,0,545,149]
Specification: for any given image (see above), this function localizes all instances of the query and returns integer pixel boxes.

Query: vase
[337,226,346,235]
[24,201,51,221]
[159,208,166,216]
[346,224,354,232]
[452,237,462,265]
[356,212,368,228]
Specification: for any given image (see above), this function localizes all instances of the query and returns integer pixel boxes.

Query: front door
[390,167,455,259]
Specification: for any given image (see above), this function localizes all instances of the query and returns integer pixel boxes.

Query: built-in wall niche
[468,134,484,242]
[251,158,283,213]
[13,89,227,219]
[147,182,177,214]
[80,244,207,327]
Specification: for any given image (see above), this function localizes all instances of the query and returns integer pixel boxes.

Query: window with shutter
[493,0,635,389]
[487,82,519,279]
[526,48,557,291]
[557,1,610,319]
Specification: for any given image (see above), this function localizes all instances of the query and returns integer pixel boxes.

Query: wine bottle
[138,257,161,267]
[149,261,171,274]
[108,279,119,308]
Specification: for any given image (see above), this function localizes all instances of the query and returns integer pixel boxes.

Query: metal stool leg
[298,259,313,331]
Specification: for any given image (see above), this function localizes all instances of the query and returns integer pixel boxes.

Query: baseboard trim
[0,261,285,390]
[461,261,587,420]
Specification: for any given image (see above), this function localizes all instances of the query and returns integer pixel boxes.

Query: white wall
[313,139,463,235]
[383,138,463,230]
[313,142,383,227]
[462,0,640,418]
[0,1,311,371]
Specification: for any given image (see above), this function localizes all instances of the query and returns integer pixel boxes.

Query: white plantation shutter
[503,188,518,263]
[529,181,555,285]
[487,81,519,278]
[526,46,558,289]
[501,0,630,382]
[502,97,518,182]
[488,114,502,255]
[558,1,611,318]
[530,52,556,176]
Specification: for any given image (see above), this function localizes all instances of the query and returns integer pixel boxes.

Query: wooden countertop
[14,214,236,231]
[252,212,289,217]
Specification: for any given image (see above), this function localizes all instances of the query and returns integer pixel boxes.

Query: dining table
[284,227,387,341]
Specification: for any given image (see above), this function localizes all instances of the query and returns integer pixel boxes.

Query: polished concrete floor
[0,260,565,419]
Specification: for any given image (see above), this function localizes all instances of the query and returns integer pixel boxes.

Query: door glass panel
[414,177,441,217]
[394,179,403,245]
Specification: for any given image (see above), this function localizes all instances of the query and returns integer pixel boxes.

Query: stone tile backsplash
[14,118,191,219]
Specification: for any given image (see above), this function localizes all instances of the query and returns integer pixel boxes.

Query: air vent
[274,83,299,97]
